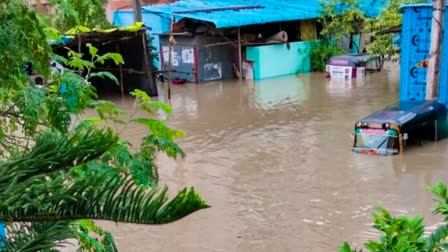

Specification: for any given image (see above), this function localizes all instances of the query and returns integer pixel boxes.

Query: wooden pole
[115,44,124,99]
[167,17,174,100]
[426,0,445,100]
[238,26,243,80]
[141,32,157,96]
[132,0,143,22]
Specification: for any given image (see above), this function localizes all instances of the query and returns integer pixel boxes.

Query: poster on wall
[171,51,179,66]
[162,46,169,63]
[182,48,194,64]
[203,63,222,81]
[161,46,179,66]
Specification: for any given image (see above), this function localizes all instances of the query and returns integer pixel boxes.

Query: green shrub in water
[340,181,448,251]
[309,40,344,72]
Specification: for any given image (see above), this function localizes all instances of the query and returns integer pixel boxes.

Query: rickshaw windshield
[353,129,399,154]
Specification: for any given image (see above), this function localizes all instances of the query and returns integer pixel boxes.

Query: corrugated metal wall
[197,45,234,82]
[159,35,234,82]
[400,5,433,102]
[160,42,197,82]
[400,4,448,108]
[438,8,448,105]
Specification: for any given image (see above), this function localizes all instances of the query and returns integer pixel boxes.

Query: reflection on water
[253,75,309,110]
[98,62,448,252]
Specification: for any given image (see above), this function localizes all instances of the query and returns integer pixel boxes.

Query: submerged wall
[246,41,312,80]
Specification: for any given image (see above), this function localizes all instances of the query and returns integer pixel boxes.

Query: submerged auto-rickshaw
[353,100,447,155]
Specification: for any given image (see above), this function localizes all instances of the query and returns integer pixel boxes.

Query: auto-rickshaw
[353,100,447,155]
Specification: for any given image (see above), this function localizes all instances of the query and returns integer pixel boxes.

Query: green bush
[309,40,344,72]
[340,181,448,251]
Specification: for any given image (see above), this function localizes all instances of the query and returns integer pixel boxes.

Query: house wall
[400,5,437,103]
[246,41,312,80]
[159,35,234,82]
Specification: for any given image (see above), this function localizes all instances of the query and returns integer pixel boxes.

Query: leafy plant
[309,39,344,72]
[0,1,208,250]
[364,0,427,63]
[46,0,112,31]
[320,0,366,50]
[340,181,448,251]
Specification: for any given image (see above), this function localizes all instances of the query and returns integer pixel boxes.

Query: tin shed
[159,34,234,82]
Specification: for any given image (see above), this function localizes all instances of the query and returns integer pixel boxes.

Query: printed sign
[182,48,194,64]
[328,65,352,79]
[161,46,179,66]
[362,129,386,134]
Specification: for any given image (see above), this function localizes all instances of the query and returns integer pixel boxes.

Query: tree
[47,0,112,31]
[310,0,366,72]
[0,0,208,250]
[364,0,427,64]
[340,181,448,251]
[318,0,428,70]
[320,0,366,52]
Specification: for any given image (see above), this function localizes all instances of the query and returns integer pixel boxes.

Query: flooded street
[100,63,448,251]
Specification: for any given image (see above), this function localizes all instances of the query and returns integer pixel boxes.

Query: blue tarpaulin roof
[141,0,387,28]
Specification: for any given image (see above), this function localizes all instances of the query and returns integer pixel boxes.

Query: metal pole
[167,17,174,100]
[426,0,445,100]
[238,26,243,80]
[132,0,143,22]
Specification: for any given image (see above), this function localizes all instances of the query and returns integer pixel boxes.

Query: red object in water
[173,78,186,85]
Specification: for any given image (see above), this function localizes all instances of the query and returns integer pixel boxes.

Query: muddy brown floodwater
[98,63,448,251]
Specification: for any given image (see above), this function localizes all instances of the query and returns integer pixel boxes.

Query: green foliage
[0,0,51,95]
[93,100,126,124]
[90,71,119,85]
[320,0,366,41]
[319,0,428,64]
[13,86,46,135]
[65,43,124,85]
[0,1,208,250]
[309,40,344,72]
[147,34,159,71]
[76,220,118,252]
[340,181,448,251]
[47,0,111,31]
[365,0,427,61]
[0,221,75,252]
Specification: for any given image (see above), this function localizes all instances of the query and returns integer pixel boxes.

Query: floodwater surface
[99,63,448,251]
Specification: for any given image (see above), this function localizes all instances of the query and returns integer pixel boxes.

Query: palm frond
[1,221,75,252]
[0,127,118,188]
[425,224,448,251]
[1,171,209,224]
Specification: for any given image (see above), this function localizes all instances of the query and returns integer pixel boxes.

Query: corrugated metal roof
[141,0,386,28]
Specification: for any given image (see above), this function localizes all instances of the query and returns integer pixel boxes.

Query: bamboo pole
[141,32,156,96]
[115,44,125,99]
[426,0,445,100]
[167,17,174,100]
[238,26,243,80]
